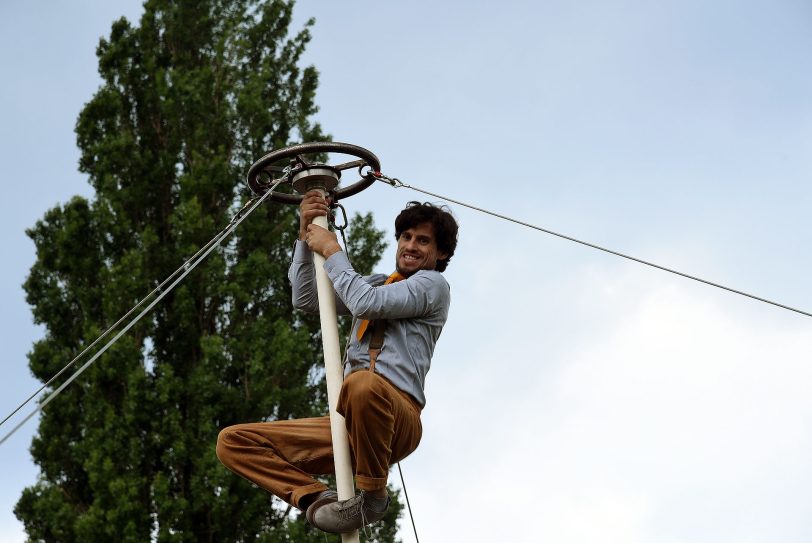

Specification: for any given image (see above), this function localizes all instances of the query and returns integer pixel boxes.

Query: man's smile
[394,222,447,276]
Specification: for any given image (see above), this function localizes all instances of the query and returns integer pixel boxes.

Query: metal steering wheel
[247,141,381,204]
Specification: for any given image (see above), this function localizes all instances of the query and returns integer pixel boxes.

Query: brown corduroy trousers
[216,370,422,510]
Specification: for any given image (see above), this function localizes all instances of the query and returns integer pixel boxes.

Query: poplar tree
[15,1,399,541]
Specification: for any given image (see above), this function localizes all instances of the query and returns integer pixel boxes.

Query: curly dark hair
[394,201,458,272]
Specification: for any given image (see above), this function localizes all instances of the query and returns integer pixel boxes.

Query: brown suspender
[363,276,391,373]
[367,319,387,373]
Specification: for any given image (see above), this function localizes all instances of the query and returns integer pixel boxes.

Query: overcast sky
[2,1,811,541]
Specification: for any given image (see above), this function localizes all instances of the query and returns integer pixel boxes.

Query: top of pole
[247,141,380,204]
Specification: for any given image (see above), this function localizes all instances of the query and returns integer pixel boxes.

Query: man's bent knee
[339,371,387,410]
[216,426,238,466]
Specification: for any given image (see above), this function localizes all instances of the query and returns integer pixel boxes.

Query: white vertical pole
[311,192,360,543]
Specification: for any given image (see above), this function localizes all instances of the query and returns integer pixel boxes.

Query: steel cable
[397,462,420,543]
[373,173,812,319]
[0,179,282,446]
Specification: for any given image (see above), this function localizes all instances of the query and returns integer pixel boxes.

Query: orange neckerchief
[356,271,405,340]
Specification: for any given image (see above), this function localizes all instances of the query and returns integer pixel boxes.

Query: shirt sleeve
[323,250,450,320]
[288,240,353,315]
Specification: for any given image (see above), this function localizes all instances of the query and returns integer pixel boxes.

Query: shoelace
[337,493,372,538]
[338,494,365,521]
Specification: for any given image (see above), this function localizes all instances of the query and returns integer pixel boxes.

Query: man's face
[395,221,448,276]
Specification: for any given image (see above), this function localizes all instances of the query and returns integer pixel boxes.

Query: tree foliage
[15,1,396,541]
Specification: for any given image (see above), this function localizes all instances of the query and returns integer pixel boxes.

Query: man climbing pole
[216,190,459,534]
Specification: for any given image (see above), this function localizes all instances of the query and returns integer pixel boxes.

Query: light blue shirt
[288,240,450,407]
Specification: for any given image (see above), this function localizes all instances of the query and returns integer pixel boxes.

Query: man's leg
[309,370,423,534]
[216,416,335,510]
[338,370,422,492]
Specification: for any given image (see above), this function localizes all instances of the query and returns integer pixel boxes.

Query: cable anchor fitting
[370,170,405,188]
[232,167,292,225]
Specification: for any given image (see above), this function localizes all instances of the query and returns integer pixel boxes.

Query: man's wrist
[323,242,342,259]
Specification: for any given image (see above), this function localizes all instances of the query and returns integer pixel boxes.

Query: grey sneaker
[310,491,390,534]
[305,490,338,526]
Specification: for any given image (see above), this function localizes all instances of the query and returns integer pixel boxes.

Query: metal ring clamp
[247,142,381,204]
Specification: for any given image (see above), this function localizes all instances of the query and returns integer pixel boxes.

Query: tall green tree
[15,1,396,541]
